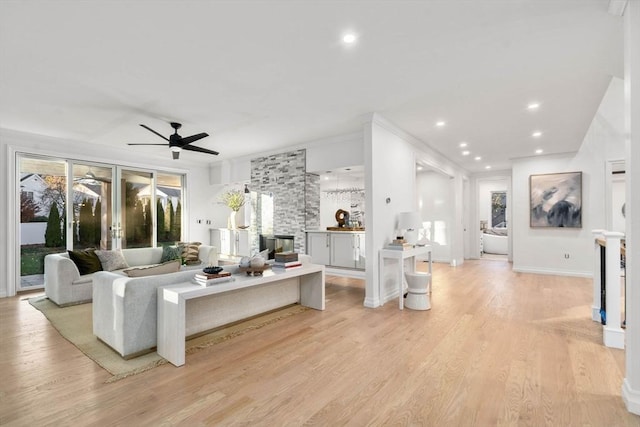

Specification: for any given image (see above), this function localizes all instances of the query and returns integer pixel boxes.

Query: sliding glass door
[17,154,185,291]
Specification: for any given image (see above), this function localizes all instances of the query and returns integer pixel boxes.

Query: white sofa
[44,245,217,306]
[93,268,209,358]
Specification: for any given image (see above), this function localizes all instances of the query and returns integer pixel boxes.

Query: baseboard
[363,296,379,308]
[512,266,592,278]
[325,267,365,279]
[603,326,625,349]
[592,306,601,322]
[622,379,640,415]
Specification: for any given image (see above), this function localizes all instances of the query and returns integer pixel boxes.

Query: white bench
[157,264,325,366]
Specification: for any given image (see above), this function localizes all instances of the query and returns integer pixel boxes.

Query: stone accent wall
[251,149,307,253]
[305,173,320,234]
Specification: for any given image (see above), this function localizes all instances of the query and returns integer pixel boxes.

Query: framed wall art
[530,171,582,228]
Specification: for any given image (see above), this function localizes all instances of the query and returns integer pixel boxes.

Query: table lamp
[397,211,422,246]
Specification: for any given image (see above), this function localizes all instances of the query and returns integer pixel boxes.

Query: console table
[379,245,432,309]
[157,264,325,366]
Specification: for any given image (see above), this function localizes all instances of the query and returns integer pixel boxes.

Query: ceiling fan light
[170,146,182,152]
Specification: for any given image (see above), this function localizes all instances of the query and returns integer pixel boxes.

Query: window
[491,191,507,228]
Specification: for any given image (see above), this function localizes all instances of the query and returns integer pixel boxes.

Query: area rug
[28,296,309,383]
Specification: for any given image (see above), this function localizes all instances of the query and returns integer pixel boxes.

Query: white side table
[379,245,432,309]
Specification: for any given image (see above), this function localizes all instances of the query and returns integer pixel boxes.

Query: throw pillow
[67,249,102,275]
[160,245,182,263]
[95,249,129,272]
[177,241,202,265]
[124,260,181,277]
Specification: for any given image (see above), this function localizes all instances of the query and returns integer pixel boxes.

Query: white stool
[404,272,431,310]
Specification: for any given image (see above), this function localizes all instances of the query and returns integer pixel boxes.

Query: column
[603,231,625,349]
[592,229,606,322]
[623,0,640,415]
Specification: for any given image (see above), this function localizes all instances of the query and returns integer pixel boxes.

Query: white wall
[511,77,625,277]
[365,114,417,307]
[417,170,453,263]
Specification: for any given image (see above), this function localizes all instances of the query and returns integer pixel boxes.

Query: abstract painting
[530,172,582,228]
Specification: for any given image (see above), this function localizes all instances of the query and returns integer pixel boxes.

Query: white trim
[325,267,365,279]
[8,145,18,297]
[512,266,593,278]
[623,379,640,415]
[603,326,625,349]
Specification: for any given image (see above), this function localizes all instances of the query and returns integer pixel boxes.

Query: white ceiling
[0,1,623,172]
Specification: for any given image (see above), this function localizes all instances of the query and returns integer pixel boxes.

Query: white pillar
[623,0,640,415]
[592,229,606,322]
[603,232,625,348]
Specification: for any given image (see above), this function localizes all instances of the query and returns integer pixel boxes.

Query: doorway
[477,177,510,261]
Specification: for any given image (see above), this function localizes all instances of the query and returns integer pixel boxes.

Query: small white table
[157,264,325,366]
[379,245,432,309]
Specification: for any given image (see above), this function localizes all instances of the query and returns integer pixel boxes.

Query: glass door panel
[18,155,67,290]
[71,163,114,251]
[119,169,153,249]
[156,172,183,246]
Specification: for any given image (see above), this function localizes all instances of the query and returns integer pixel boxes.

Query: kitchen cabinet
[330,233,365,269]
[307,232,331,265]
[306,231,365,270]
[210,228,250,258]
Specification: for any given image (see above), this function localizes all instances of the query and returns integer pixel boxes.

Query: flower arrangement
[220,189,245,212]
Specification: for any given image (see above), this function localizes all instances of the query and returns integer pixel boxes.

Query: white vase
[229,210,237,230]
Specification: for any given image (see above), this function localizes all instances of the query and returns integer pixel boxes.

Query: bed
[482,227,508,255]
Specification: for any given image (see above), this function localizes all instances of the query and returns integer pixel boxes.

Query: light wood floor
[1,260,639,426]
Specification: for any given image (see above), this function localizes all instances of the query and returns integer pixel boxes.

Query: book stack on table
[193,271,234,286]
[272,252,302,270]
[386,239,414,250]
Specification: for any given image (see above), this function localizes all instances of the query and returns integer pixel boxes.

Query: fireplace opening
[259,234,294,259]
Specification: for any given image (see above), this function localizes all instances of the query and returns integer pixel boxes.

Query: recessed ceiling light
[416,165,424,171]
[532,131,542,137]
[535,149,543,154]
[435,121,446,127]
[342,33,357,44]
[485,165,492,169]
[527,102,540,110]
[474,156,481,161]
[459,142,467,148]
[462,150,470,156]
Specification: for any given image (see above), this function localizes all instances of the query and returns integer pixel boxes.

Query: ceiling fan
[128,122,219,159]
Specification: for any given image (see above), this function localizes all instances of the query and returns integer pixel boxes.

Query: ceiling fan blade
[179,132,209,145]
[140,124,170,142]
[182,145,219,156]
[127,143,170,146]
